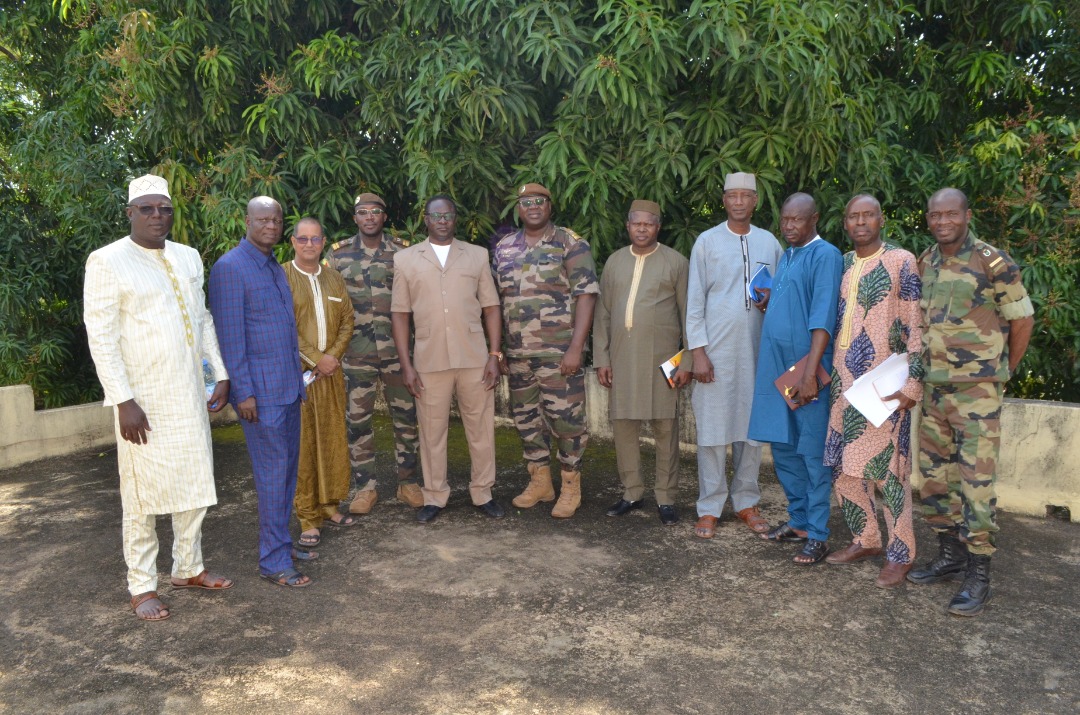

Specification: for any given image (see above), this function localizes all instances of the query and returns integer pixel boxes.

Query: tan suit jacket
[391,239,500,373]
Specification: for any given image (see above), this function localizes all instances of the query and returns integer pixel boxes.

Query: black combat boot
[947,553,992,616]
[907,531,967,584]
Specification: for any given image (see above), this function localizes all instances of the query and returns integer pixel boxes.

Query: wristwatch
[489,351,504,360]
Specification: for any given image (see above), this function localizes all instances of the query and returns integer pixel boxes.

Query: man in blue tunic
[748,193,843,565]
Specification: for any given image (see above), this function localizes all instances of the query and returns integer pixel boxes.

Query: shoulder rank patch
[330,237,354,252]
[561,227,583,243]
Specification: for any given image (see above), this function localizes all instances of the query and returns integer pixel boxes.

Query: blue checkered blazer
[209,238,305,407]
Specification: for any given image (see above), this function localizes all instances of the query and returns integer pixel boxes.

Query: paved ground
[1,416,1078,714]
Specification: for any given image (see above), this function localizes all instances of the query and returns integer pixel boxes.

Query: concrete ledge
[4,378,1077,521]
[0,384,236,470]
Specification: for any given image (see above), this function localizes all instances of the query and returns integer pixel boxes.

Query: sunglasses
[130,205,175,216]
[518,197,548,208]
[426,212,456,221]
[355,208,385,217]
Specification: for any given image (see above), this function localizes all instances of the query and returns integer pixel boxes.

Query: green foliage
[2,0,1079,404]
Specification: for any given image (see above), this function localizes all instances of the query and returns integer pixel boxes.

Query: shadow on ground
[1,416,1077,714]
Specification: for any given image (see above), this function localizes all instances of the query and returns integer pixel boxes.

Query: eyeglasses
[426,212,456,221]
[355,208,385,217]
[518,197,548,208]
[293,236,325,245]
[130,205,175,216]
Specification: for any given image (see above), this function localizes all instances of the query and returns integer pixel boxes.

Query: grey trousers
[696,442,762,517]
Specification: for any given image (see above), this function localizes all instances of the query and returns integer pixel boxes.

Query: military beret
[518,183,551,199]
[354,192,386,207]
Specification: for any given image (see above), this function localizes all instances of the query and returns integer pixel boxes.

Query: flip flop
[297,531,321,547]
[260,568,312,588]
[170,570,233,590]
[323,514,357,528]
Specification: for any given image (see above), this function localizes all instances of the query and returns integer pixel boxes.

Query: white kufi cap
[128,174,171,202]
[723,172,757,192]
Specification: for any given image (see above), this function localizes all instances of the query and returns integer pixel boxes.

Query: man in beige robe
[282,217,356,548]
[594,200,691,525]
[84,174,233,622]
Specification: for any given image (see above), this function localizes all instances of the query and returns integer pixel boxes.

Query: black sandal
[794,539,829,565]
[761,522,809,543]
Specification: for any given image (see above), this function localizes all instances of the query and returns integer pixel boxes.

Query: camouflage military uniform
[917,233,1033,555]
[326,233,419,488]
[493,226,600,470]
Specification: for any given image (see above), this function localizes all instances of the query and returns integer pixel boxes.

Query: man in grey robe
[594,200,691,525]
[686,172,784,538]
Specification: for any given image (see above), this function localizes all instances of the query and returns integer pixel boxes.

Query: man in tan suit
[390,194,505,523]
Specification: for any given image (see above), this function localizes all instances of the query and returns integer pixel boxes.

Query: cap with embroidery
[723,172,757,192]
[518,183,551,199]
[128,174,171,202]
[354,192,386,207]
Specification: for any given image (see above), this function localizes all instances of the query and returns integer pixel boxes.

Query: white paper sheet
[842,352,911,428]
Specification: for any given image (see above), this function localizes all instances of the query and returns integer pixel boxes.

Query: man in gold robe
[594,200,692,525]
[282,217,356,548]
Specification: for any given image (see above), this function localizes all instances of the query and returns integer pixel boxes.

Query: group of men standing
[84,170,1032,620]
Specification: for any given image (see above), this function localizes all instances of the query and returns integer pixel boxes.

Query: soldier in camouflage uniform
[325,192,423,513]
[493,183,600,518]
[909,187,1034,616]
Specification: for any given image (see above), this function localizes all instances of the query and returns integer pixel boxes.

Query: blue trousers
[240,399,301,575]
[771,441,831,541]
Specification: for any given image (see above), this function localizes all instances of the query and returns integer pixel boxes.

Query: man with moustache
[84,174,233,621]
[493,183,599,519]
[823,195,924,588]
[594,200,691,525]
[283,218,357,549]
[748,193,843,565]
[908,187,1034,616]
[326,193,423,514]
[391,195,505,523]
[686,171,783,538]
[210,197,310,587]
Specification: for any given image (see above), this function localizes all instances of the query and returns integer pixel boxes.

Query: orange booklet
[773,354,831,410]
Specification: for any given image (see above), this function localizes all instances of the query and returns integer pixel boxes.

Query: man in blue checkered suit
[209,196,311,588]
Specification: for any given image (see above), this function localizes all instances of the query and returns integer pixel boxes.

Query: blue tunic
[747,237,843,456]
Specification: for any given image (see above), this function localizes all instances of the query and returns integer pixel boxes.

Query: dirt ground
[1,416,1078,714]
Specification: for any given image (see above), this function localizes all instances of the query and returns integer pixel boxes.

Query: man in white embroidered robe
[84,174,233,621]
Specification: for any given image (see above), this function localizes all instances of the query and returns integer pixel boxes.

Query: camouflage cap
[354,192,386,207]
[629,199,661,218]
[518,183,551,199]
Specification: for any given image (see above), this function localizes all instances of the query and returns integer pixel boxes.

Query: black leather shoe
[606,498,644,517]
[416,505,442,523]
[657,504,678,525]
[476,500,505,519]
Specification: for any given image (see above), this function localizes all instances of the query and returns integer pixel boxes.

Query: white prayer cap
[128,174,171,202]
[723,172,757,192]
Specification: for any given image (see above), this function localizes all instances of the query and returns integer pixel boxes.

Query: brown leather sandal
[735,506,771,534]
[130,591,170,621]
[170,570,234,590]
[694,515,719,539]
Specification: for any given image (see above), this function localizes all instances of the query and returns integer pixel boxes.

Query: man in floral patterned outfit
[823,195,924,588]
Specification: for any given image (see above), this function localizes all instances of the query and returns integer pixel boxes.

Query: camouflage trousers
[343,357,419,488]
[918,382,1003,555]
[507,357,588,471]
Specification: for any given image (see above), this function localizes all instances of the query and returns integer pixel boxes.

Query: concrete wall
[0,384,235,470]
[3,378,1077,521]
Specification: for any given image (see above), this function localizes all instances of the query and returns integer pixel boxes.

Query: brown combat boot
[551,469,581,518]
[512,462,555,508]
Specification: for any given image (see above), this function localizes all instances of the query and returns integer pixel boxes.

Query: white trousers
[696,442,762,517]
[122,507,207,595]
